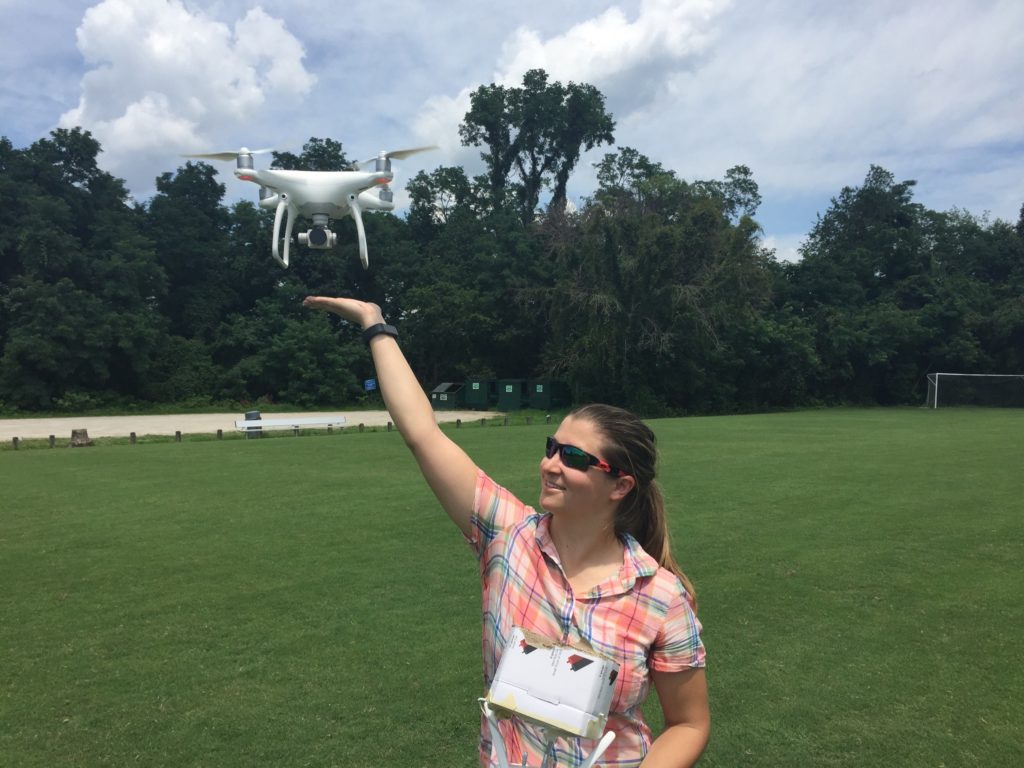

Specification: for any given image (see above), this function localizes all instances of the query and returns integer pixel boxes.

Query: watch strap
[362,323,399,344]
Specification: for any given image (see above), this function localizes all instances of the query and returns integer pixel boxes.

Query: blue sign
[364,378,378,392]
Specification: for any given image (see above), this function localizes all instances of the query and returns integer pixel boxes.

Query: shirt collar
[534,512,561,565]
[535,514,659,597]
[616,532,659,593]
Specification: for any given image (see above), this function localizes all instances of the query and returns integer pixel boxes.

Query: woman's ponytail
[569,404,697,611]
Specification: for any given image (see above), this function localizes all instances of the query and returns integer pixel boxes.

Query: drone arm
[348,194,370,269]
[357,188,394,212]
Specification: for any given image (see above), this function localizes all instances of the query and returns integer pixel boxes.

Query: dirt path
[0,410,496,441]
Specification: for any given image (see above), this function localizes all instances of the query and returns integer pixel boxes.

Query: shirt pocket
[610,647,649,714]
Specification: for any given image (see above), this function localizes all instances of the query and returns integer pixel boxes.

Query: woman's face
[539,416,626,516]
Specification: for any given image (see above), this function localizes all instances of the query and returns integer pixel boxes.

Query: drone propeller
[354,145,438,169]
[383,145,439,161]
[181,147,276,162]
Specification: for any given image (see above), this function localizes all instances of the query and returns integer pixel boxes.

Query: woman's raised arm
[304,296,479,537]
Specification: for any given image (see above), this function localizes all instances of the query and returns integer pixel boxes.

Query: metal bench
[234,416,347,436]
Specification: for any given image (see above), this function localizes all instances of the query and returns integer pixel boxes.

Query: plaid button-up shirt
[467,471,705,768]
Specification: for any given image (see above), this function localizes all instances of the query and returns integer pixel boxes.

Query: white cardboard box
[486,627,620,740]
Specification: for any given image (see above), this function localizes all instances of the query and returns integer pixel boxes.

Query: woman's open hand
[302,296,384,330]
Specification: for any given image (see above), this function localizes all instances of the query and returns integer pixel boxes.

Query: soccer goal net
[924,373,1024,408]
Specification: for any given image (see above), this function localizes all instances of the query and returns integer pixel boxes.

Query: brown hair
[569,403,697,610]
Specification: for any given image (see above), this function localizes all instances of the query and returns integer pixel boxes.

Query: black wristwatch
[362,323,399,344]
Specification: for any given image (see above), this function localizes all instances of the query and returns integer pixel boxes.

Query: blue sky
[2,0,1021,261]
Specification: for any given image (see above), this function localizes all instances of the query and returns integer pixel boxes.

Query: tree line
[1,70,1022,415]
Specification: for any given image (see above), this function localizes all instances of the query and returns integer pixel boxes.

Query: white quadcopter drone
[184,145,436,268]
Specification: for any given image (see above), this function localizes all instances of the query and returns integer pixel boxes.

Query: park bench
[234,415,347,436]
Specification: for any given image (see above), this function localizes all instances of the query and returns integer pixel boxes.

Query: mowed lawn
[1,408,1021,767]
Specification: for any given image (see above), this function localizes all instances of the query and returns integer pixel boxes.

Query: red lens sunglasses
[545,436,626,477]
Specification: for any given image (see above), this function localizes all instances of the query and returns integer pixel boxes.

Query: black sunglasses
[545,436,626,477]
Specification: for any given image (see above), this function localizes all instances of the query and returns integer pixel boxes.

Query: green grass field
[1,408,1021,767]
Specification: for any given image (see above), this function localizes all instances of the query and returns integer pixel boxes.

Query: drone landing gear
[348,194,370,269]
[271,193,296,268]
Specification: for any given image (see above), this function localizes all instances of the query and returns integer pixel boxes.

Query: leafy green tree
[0,137,20,287]
[795,166,929,302]
[146,162,233,341]
[224,199,283,309]
[543,149,789,413]
[782,166,1024,404]
[784,167,921,401]
[406,166,476,238]
[142,335,219,404]
[547,79,616,216]
[693,164,763,222]
[214,294,367,406]
[271,137,350,171]
[460,69,614,223]
[0,128,167,409]
[459,83,517,203]
[399,200,550,384]
[926,209,1024,374]
[5,117,1019,415]
[593,147,672,212]
[1,278,113,408]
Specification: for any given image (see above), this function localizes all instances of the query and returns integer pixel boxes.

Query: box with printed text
[486,627,620,740]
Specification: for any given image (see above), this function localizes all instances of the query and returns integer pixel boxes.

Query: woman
[304,295,709,768]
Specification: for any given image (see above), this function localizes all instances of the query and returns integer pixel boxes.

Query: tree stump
[69,429,94,447]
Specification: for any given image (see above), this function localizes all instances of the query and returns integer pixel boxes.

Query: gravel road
[0,410,495,441]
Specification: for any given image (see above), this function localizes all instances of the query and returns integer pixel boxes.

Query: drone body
[184,146,435,268]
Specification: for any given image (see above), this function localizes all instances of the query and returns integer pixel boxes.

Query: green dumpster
[464,379,496,410]
[528,380,571,410]
[430,382,465,410]
[496,379,528,411]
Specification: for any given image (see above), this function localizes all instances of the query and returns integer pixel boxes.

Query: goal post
[925,373,1024,408]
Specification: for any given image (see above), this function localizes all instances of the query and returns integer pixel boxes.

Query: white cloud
[627,0,1024,227]
[58,0,314,187]
[761,233,805,263]
[412,0,730,179]
[496,0,727,102]
[98,92,200,152]
[233,8,313,93]
[14,0,1017,235]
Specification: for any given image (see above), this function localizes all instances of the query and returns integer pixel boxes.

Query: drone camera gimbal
[298,224,338,249]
